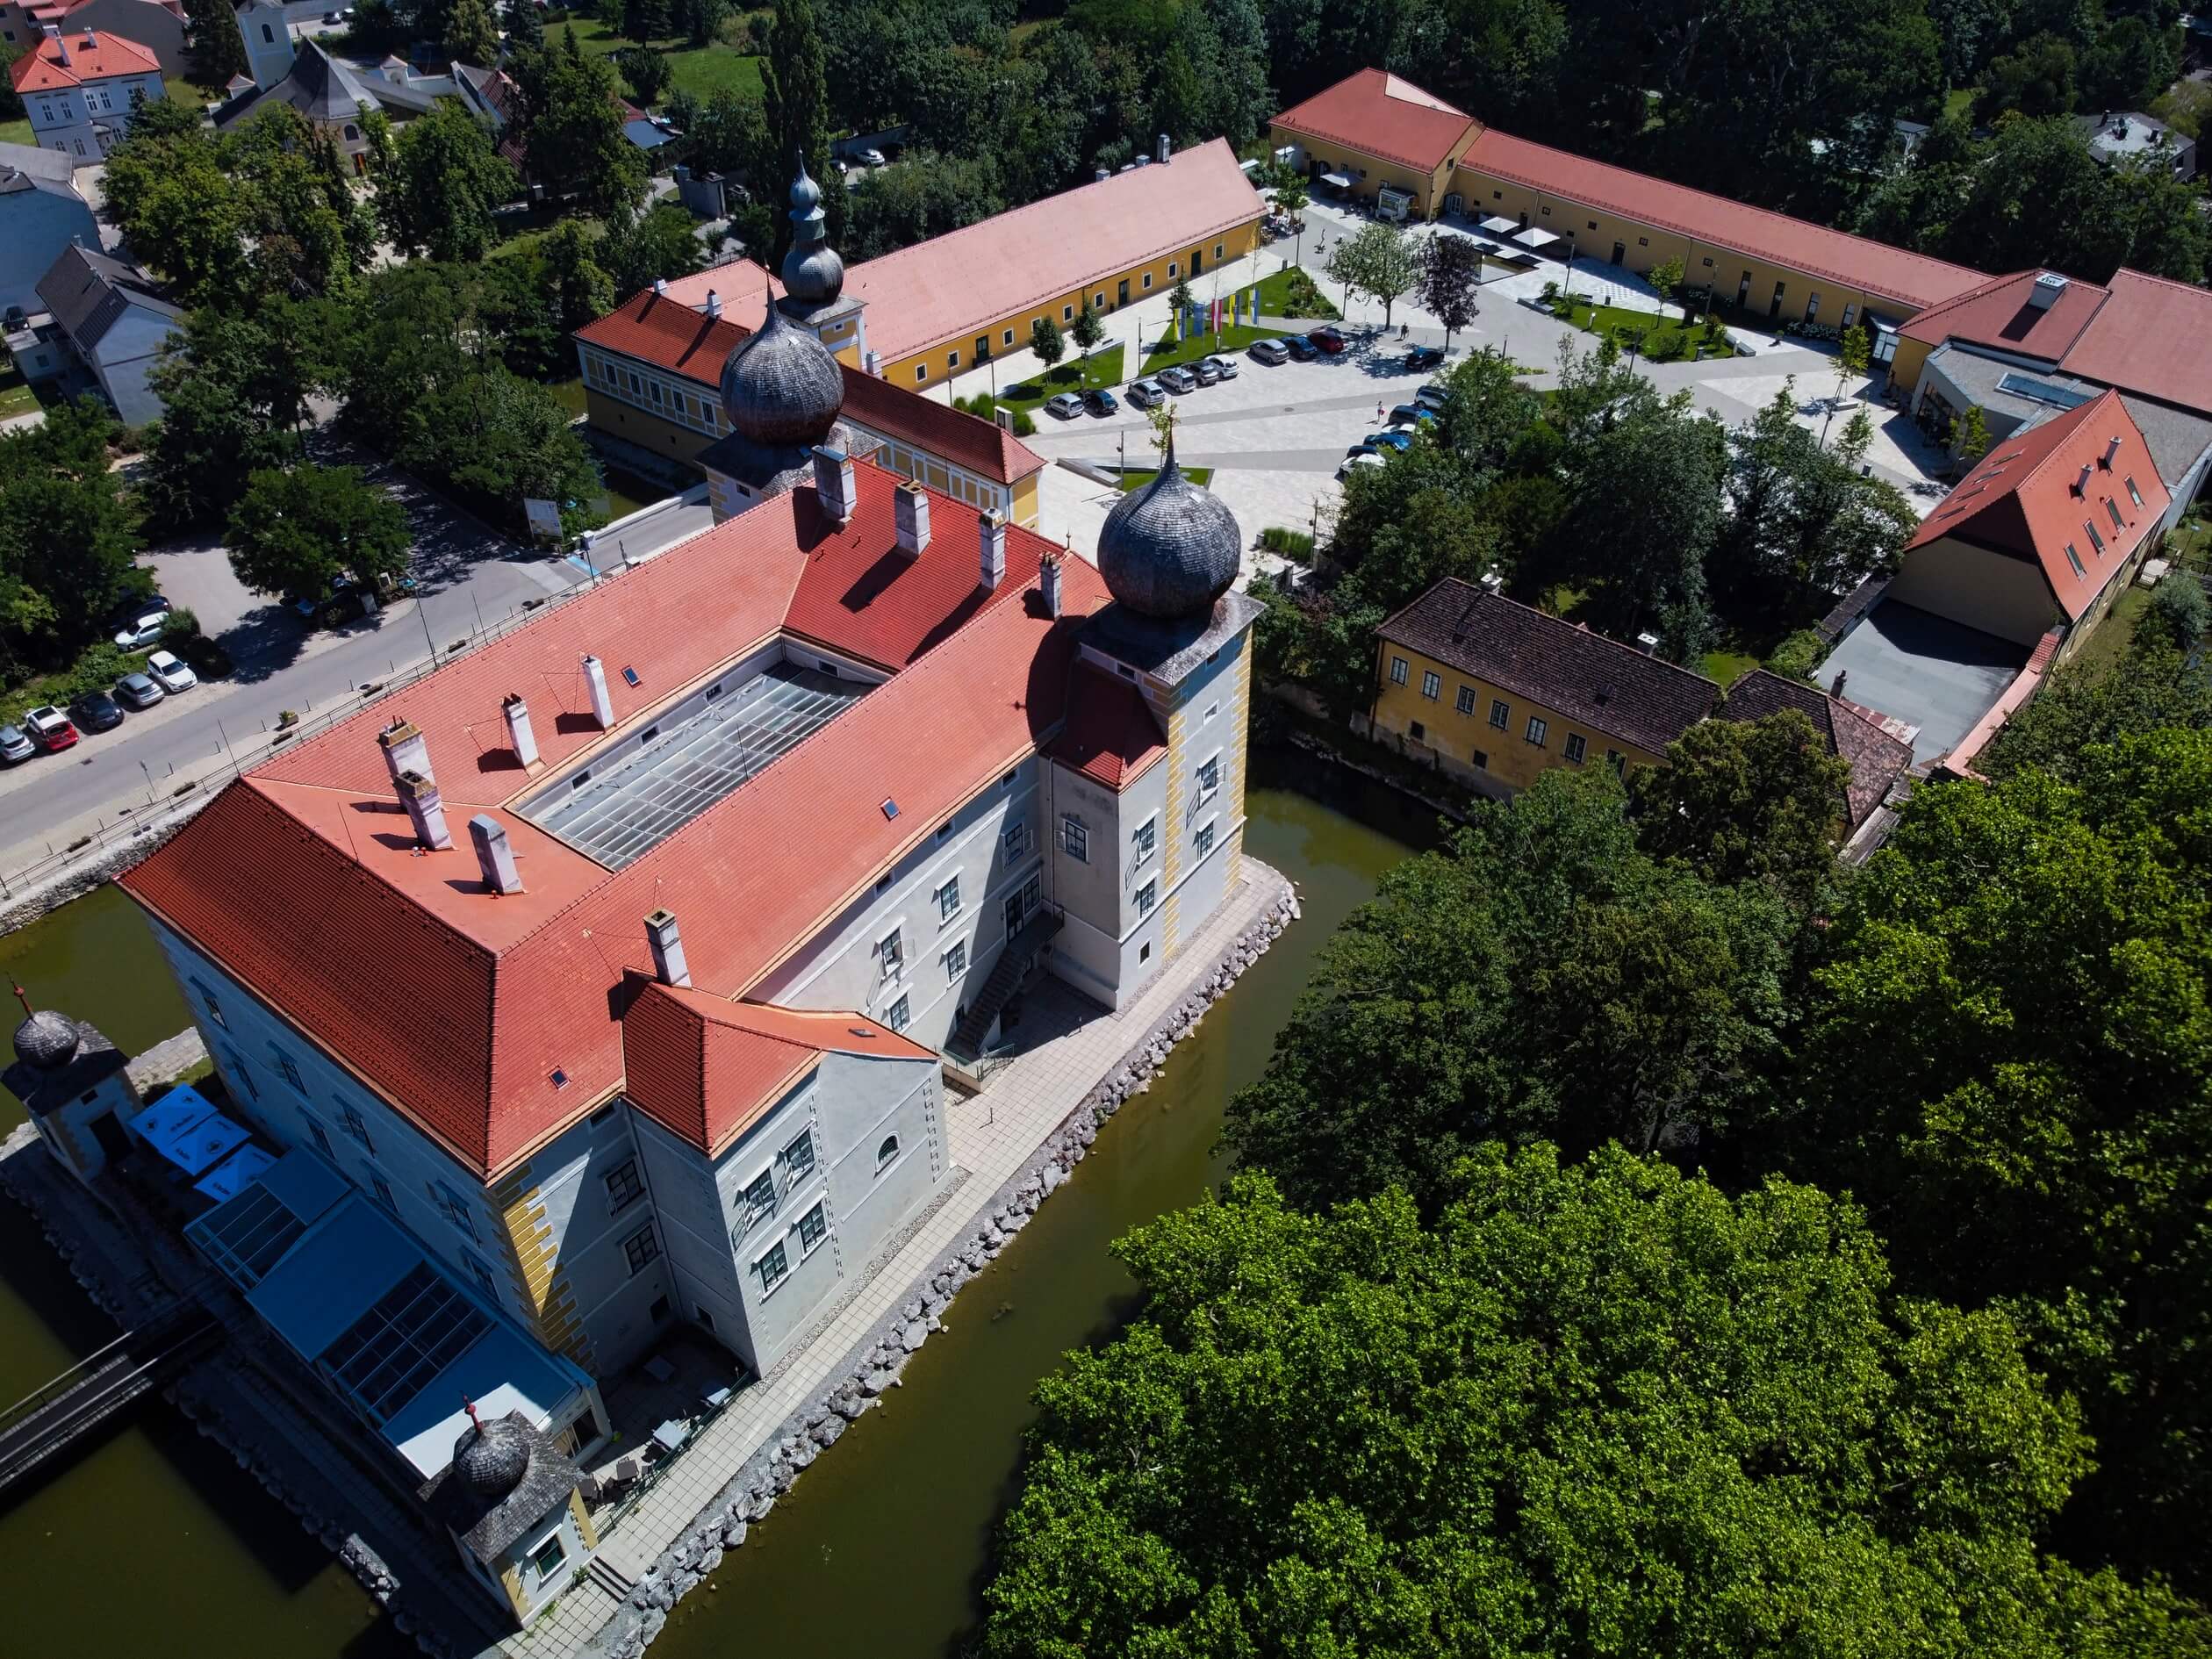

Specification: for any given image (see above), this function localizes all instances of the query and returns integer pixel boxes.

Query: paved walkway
[497,858,1288,1659]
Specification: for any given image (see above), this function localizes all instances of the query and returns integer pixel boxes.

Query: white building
[232,0,293,90]
[0,140,97,318]
[8,23,164,161]
[32,242,180,427]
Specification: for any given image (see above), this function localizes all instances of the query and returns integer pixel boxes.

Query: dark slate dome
[454,1414,532,1500]
[12,1009,80,1071]
[1097,442,1241,620]
[718,296,843,449]
[779,154,844,306]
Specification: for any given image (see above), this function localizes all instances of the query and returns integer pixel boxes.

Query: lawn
[554,14,764,106]
[1252,265,1339,321]
[1700,647,1762,689]
[1118,465,1214,492]
[0,369,40,420]
[1551,297,1738,363]
[547,377,587,420]
[1141,322,1285,376]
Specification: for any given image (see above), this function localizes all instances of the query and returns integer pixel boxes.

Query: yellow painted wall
[1372,640,1667,791]
[1454,163,1900,327]
[1011,470,1039,528]
[1885,535,2062,648]
[493,1161,594,1369]
[1888,334,1937,394]
[1268,126,1476,219]
[585,384,714,468]
[887,218,1264,388]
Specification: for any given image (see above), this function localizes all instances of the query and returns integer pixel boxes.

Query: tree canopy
[226,463,412,601]
[377,101,519,263]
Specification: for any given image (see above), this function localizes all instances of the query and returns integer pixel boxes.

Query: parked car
[1204,355,1239,380]
[1127,378,1166,409]
[1045,391,1088,420]
[1157,366,1197,393]
[1415,381,1450,408]
[69,690,125,733]
[0,724,32,765]
[1405,345,1445,371]
[1282,334,1319,362]
[113,609,169,650]
[145,649,198,693]
[1190,358,1224,386]
[107,592,170,629]
[1084,387,1118,416]
[1308,327,1347,354]
[1390,404,1438,427]
[1346,439,1380,458]
[24,706,76,752]
[857,147,887,167]
[115,672,165,710]
[1338,451,1388,479]
[1248,338,1290,365]
[1368,428,1415,452]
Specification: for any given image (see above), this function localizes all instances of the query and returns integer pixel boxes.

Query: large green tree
[1632,707,1850,907]
[226,464,413,601]
[980,1148,2207,1658]
[142,303,332,531]
[377,102,519,263]
[760,0,845,257]
[0,400,140,676]
[520,28,649,217]
[1796,733,2212,1596]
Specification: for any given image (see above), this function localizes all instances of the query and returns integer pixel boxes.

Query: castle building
[116,172,1261,1571]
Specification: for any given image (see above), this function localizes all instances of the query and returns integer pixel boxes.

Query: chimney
[397,770,451,851]
[2029,272,2068,311]
[1094,168,1110,183]
[580,654,615,728]
[1634,630,1660,654]
[811,445,855,524]
[2102,435,2122,469]
[894,479,930,556]
[468,815,523,894]
[377,717,432,789]
[979,508,1007,591]
[652,277,668,298]
[83,29,95,47]
[1039,548,1063,618]
[47,24,67,64]
[2074,463,2093,496]
[1156,133,1170,164]
[644,908,690,987]
[501,693,539,767]
[705,289,722,320]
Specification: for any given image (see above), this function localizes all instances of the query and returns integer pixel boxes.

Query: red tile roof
[1904,389,2170,621]
[11,28,160,92]
[119,464,1114,1175]
[1718,668,1914,830]
[1048,662,1167,788]
[575,285,1046,487]
[2056,269,2212,417]
[1898,268,2108,358]
[621,981,933,1155]
[1460,127,1987,314]
[1270,68,1479,175]
[840,140,1264,366]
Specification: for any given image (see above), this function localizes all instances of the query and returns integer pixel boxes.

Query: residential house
[1716,667,1914,841]
[2079,110,2195,181]
[215,39,377,171]
[0,140,97,317]
[0,0,186,75]
[32,241,180,427]
[11,24,165,162]
[1372,580,1721,793]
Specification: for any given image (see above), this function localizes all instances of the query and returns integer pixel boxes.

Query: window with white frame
[1420,669,1440,700]
[225,1047,257,1099]
[738,1167,776,1230]
[271,1047,306,1094]
[783,1128,816,1182]
[1002,818,1029,859]
[1389,655,1409,685]
[307,1119,335,1160]
[757,1238,790,1293]
[528,1531,567,1584]
[369,1170,398,1210]
[1195,818,1217,858]
[1060,815,1088,862]
[1132,816,1157,865]
[1196,754,1220,801]
[1489,698,1510,729]
[886,995,911,1032]
[1525,715,1548,748]
[797,1202,828,1255]
[622,1223,659,1274]
[1136,879,1157,916]
[877,924,903,976]
[338,1102,375,1153]
[1456,685,1476,715]
[191,980,226,1029]
[944,938,967,980]
[605,1159,644,1213]
[937,874,961,922]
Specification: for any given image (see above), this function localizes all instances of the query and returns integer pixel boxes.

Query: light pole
[139,759,154,805]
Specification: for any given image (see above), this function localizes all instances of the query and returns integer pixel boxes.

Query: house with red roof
[1270,68,1482,220]
[0,0,186,75]
[10,23,164,162]
[1890,389,2170,658]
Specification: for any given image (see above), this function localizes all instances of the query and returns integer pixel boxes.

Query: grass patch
[1700,648,1762,689]
[1550,296,1735,363]
[1253,266,1339,320]
[547,377,587,420]
[0,370,40,420]
[1943,87,1978,120]
[1141,322,1285,376]
[554,15,765,105]
[1119,465,1213,492]
[995,350,1127,415]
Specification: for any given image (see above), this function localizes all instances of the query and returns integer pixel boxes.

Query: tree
[680,0,729,47]
[1982,32,2080,119]
[1648,251,1684,318]
[444,0,501,68]
[0,399,140,674]
[1435,345,1538,470]
[504,0,543,49]
[521,28,649,217]
[1416,231,1481,347]
[621,0,668,40]
[142,303,329,531]
[2145,571,2210,651]
[1330,219,1420,326]
[1028,314,1065,370]
[377,102,518,262]
[1167,272,1197,327]
[1272,172,1309,263]
[1984,629,2212,782]
[1223,766,1792,1207]
[1069,295,1105,353]
[403,368,602,533]
[1797,734,2212,1597]
[760,0,844,257]
[598,198,707,298]
[183,0,248,82]
[616,45,671,106]
[1631,708,1849,907]
[538,219,616,337]
[226,464,411,601]
[1951,402,1992,467]
[979,1148,2202,1659]
[1826,322,1871,444]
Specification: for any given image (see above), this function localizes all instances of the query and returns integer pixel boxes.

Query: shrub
[1010,408,1036,437]
[2146,573,2209,650]
[1259,526,1316,563]
[161,607,201,643]
[1767,628,1828,681]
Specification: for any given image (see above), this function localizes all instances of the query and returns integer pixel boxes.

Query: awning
[1319,171,1353,189]
[195,1144,277,1203]
[1478,215,1520,235]
[1377,185,1412,203]
[1513,226,1563,248]
[133,1082,253,1174]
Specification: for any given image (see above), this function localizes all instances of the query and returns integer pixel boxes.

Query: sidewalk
[497,858,1290,1659]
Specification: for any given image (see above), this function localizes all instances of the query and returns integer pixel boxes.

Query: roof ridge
[2010,388,2118,492]
[1411,578,1724,691]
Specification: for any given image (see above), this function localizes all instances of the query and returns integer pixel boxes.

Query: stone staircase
[946,908,1063,1063]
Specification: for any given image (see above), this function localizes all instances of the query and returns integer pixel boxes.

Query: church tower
[776,154,869,367]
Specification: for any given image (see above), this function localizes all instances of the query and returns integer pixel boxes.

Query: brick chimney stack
[1039,547,1063,618]
[894,480,930,557]
[645,908,690,987]
[580,655,615,728]
[501,693,539,768]
[811,446,855,524]
[378,718,433,791]
[398,771,451,850]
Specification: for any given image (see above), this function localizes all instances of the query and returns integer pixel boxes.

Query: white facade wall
[24,67,165,161]
[236,0,295,90]
[1045,758,1167,1007]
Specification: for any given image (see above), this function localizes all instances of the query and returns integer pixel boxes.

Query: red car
[23,705,76,752]
[1308,327,1347,354]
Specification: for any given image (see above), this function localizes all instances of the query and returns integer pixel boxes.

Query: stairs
[586,1555,636,1601]
[946,908,1063,1063]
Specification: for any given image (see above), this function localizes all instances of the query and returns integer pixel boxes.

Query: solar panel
[320,1262,491,1424]
[189,1183,305,1290]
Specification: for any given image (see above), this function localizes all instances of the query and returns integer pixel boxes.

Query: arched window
[874,1134,899,1173]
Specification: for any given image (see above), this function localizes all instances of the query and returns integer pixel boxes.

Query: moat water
[0,754,1433,1656]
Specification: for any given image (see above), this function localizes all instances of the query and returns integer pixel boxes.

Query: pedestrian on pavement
[1376,402,1384,423]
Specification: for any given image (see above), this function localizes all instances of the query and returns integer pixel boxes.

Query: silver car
[1204,355,1239,380]
[0,723,32,765]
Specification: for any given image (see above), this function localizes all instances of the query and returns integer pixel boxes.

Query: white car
[857,147,887,167]
[1204,355,1239,380]
[145,648,198,693]
[1337,451,1387,480]
[114,610,167,650]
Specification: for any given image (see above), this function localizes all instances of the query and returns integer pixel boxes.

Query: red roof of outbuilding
[1897,268,2108,358]
[1904,390,2169,621]
[2057,269,2212,417]
[11,28,159,91]
[1270,68,1480,175]
[575,285,1047,487]
[1048,661,1166,788]
[119,464,1113,1175]
[1459,127,1987,313]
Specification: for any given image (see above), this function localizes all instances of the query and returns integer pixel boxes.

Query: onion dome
[12,1009,80,1071]
[454,1413,532,1500]
[1097,436,1242,620]
[718,293,843,449]
[779,153,844,306]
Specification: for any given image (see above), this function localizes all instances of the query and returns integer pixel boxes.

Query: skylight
[190,1184,305,1291]
[320,1262,491,1425]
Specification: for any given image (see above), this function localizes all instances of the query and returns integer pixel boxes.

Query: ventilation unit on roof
[1595,682,1614,705]
[2029,272,2069,311]
[880,798,899,820]
[1634,632,1660,655]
